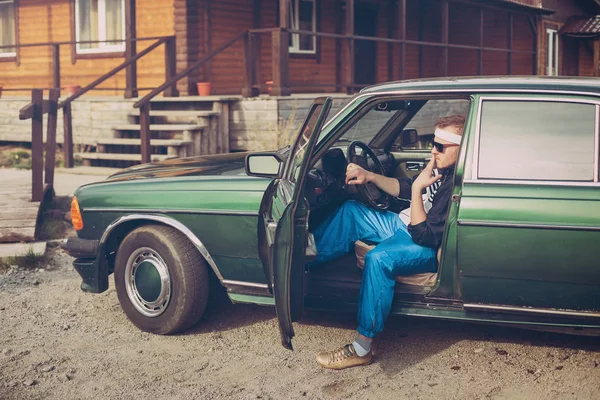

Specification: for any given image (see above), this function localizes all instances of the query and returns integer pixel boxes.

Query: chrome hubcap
[125,247,171,317]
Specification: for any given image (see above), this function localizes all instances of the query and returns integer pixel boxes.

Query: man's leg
[311,200,402,265]
[316,223,437,369]
[357,224,437,339]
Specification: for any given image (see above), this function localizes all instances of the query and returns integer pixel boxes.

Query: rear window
[477,100,596,182]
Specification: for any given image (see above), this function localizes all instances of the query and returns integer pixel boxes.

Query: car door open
[258,97,333,350]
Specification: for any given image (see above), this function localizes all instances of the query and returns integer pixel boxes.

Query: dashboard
[305,147,395,210]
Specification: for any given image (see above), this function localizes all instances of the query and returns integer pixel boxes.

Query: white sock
[352,340,370,357]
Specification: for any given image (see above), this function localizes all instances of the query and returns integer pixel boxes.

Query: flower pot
[196,82,212,96]
[63,84,81,96]
[265,80,273,94]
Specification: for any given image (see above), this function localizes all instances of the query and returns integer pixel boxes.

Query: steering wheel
[347,141,391,211]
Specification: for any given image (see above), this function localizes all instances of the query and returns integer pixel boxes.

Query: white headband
[434,127,462,144]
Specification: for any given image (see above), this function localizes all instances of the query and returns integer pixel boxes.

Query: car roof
[361,76,600,96]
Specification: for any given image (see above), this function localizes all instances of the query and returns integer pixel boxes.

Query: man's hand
[412,158,441,192]
[345,163,402,197]
[410,159,440,226]
[345,163,373,185]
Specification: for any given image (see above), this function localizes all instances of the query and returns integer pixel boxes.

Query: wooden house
[0,0,599,97]
[1,0,599,166]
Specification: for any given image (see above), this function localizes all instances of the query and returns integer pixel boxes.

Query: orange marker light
[71,196,84,231]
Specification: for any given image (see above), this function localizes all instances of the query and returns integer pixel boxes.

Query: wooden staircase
[76,96,239,168]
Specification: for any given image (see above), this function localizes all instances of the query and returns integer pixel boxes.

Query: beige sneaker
[316,344,373,370]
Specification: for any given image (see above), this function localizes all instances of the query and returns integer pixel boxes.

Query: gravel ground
[1,248,599,400]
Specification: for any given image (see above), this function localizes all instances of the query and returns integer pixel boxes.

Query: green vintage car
[65,77,600,348]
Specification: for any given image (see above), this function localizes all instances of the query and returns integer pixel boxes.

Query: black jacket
[397,165,455,249]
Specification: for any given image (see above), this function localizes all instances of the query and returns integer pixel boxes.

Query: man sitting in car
[312,115,465,369]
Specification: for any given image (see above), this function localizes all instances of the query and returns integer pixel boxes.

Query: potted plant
[63,84,82,96]
[196,82,211,96]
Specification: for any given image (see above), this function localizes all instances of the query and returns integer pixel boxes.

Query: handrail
[17,88,59,202]
[285,28,536,54]
[134,31,248,109]
[0,36,171,51]
[59,36,170,109]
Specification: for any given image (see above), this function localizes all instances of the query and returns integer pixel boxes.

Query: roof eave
[475,0,555,15]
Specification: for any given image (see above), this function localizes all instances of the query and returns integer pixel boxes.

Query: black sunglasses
[433,141,459,152]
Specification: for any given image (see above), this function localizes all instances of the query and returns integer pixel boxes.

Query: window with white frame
[0,0,16,57]
[75,0,125,54]
[546,28,559,76]
[288,0,316,54]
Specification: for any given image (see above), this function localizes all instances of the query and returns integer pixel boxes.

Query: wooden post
[417,0,424,78]
[62,102,74,168]
[139,103,151,163]
[387,1,394,81]
[242,33,259,97]
[478,8,484,75]
[344,0,355,93]
[164,36,179,97]
[51,44,61,93]
[45,89,60,189]
[593,38,600,77]
[125,0,138,98]
[279,0,289,29]
[441,1,449,77]
[204,0,213,83]
[271,29,290,96]
[31,89,44,202]
[398,0,406,81]
[252,0,262,92]
[507,12,513,75]
[531,16,539,75]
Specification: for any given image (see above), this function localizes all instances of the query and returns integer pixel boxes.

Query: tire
[114,225,209,334]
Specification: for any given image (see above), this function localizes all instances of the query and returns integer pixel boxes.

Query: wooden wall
[537,0,595,76]
[210,0,253,94]
[578,41,594,77]
[0,0,174,96]
[3,0,586,98]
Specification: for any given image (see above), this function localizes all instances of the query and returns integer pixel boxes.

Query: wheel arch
[100,214,224,282]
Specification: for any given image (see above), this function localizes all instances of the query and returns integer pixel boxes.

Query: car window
[391,99,470,151]
[478,100,596,181]
[287,101,329,183]
[333,104,399,147]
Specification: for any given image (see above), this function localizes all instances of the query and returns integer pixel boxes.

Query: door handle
[406,161,424,171]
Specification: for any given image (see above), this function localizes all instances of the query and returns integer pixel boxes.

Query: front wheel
[114,225,209,334]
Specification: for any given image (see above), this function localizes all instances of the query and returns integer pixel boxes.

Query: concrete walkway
[1,166,118,197]
[0,167,117,249]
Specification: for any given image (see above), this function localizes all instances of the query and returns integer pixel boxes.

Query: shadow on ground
[186,286,600,377]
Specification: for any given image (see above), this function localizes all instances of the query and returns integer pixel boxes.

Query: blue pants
[312,200,437,338]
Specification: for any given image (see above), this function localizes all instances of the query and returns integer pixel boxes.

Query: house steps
[96,139,193,146]
[127,110,219,118]
[111,124,208,131]
[76,96,239,168]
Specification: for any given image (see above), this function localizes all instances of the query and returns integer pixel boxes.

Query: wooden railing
[242,25,538,96]
[57,36,177,167]
[17,89,59,202]
[133,31,248,163]
[12,36,177,168]
[0,36,176,98]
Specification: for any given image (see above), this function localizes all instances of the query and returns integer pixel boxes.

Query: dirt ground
[1,248,599,400]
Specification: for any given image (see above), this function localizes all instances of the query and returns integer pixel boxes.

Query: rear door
[260,97,332,349]
[457,95,600,313]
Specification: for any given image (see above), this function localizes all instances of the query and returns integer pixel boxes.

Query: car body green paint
[69,77,600,342]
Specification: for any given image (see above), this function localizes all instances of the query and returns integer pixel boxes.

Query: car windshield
[331,103,402,148]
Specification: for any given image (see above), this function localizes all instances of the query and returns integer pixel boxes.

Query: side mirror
[245,152,284,178]
[401,129,418,147]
